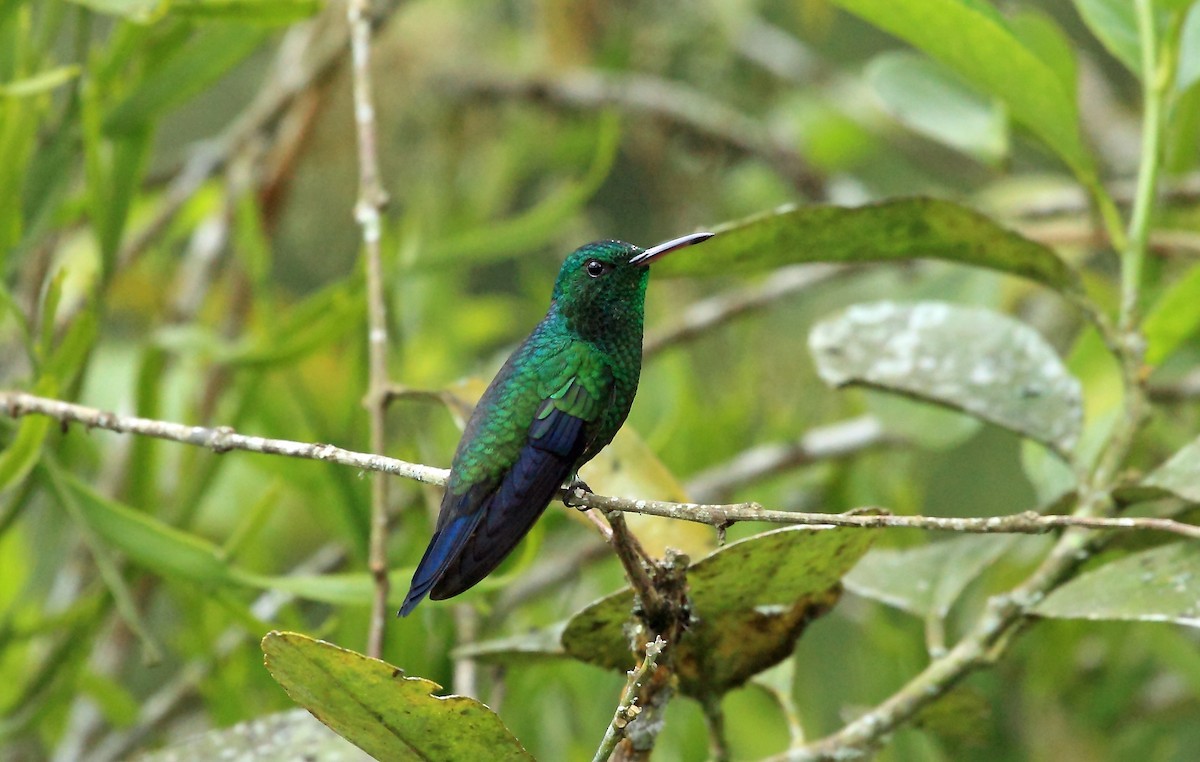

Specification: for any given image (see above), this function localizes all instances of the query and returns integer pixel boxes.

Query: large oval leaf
[262,632,532,762]
[809,301,1083,457]
[1033,544,1200,627]
[656,198,1080,296]
[560,526,873,698]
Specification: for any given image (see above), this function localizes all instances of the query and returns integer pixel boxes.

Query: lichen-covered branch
[592,637,666,762]
[5,391,1198,542]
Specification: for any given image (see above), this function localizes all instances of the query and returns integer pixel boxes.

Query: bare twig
[603,511,666,621]
[592,637,666,762]
[643,264,852,358]
[6,392,1199,542]
[347,0,393,659]
[1149,367,1200,402]
[685,416,893,502]
[462,70,827,199]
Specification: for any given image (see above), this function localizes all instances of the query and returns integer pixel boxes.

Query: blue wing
[399,366,609,616]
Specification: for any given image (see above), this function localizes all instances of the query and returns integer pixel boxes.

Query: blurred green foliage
[2,0,1200,760]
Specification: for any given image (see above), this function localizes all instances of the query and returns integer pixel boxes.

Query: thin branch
[1122,0,1168,331]
[592,637,666,762]
[0,391,445,484]
[567,487,1200,540]
[347,0,394,660]
[461,70,827,199]
[643,264,852,358]
[685,416,893,503]
[5,391,1200,542]
[1149,367,1200,402]
[603,511,666,620]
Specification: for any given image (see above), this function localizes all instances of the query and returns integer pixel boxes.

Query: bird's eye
[585,259,608,278]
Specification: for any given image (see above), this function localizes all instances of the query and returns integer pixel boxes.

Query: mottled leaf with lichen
[561,527,873,698]
[810,301,1082,457]
[1033,544,1200,627]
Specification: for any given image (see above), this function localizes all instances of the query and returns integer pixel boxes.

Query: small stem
[347,0,392,659]
[592,637,666,762]
[702,695,731,762]
[1122,0,1167,331]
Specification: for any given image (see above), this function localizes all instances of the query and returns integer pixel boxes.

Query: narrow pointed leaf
[1071,0,1141,74]
[810,301,1082,456]
[262,632,532,761]
[0,66,80,97]
[826,0,1096,183]
[1142,436,1200,503]
[867,52,1007,163]
[1143,262,1200,366]
[561,526,873,697]
[60,473,232,585]
[655,198,1081,296]
[452,622,568,664]
[1033,544,1200,627]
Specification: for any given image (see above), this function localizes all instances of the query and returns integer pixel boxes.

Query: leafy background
[2,0,1200,760]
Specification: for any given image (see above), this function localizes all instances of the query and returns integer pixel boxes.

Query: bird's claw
[563,477,593,511]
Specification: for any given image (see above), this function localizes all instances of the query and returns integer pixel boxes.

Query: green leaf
[1143,261,1200,366]
[103,24,267,134]
[423,113,620,269]
[82,81,152,275]
[235,568,414,607]
[845,535,1017,619]
[1009,9,1079,93]
[1034,543,1200,627]
[170,0,319,24]
[64,0,163,21]
[1178,2,1200,94]
[261,631,533,761]
[1142,435,1200,503]
[561,526,873,698]
[452,622,568,665]
[867,52,1007,163]
[809,301,1083,457]
[1072,0,1142,74]
[138,709,371,762]
[47,463,164,662]
[0,377,56,493]
[0,65,79,97]
[656,198,1082,296]
[827,0,1097,184]
[59,472,232,585]
[154,276,364,368]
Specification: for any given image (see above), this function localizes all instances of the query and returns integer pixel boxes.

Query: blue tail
[399,511,482,616]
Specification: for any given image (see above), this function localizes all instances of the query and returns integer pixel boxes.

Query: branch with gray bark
[4,391,1197,542]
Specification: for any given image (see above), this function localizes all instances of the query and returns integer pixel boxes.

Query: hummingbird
[399,231,713,616]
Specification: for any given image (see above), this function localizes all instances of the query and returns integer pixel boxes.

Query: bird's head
[550,232,712,342]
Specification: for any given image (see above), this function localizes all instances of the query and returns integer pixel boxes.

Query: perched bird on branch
[400,232,713,616]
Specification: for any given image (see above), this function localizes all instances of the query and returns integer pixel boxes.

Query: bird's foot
[563,477,593,511]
